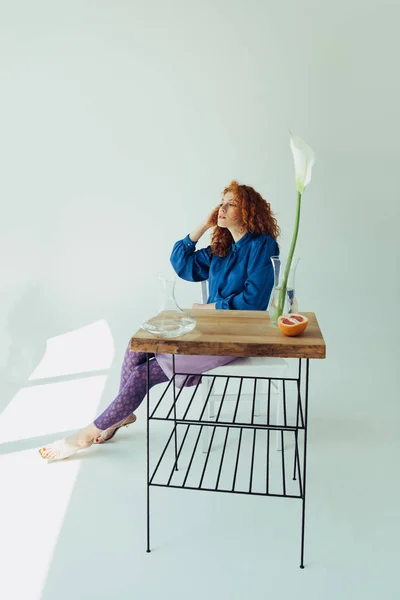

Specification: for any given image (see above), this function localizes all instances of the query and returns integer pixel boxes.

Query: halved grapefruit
[277,314,309,337]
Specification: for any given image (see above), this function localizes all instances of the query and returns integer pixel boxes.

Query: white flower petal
[290,134,316,193]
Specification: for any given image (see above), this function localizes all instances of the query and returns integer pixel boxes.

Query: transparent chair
[200,281,288,452]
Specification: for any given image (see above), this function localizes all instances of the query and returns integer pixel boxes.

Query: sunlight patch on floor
[29,319,114,380]
[0,447,83,600]
[0,320,116,600]
[0,320,115,445]
[0,375,107,444]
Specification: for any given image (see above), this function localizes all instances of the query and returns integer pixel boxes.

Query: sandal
[94,414,137,444]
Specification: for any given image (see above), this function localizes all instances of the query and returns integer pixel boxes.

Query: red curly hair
[210,181,280,257]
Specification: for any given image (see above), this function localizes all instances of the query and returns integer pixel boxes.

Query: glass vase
[141,276,197,338]
[268,256,299,324]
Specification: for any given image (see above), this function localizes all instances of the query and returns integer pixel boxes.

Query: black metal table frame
[146,354,310,568]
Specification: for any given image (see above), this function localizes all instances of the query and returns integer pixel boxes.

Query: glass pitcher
[141,276,197,338]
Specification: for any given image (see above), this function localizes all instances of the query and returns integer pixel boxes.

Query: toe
[39,446,56,460]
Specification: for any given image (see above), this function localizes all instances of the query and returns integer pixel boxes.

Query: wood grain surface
[130,310,326,359]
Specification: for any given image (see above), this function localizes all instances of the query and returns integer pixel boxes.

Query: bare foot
[39,431,95,461]
[94,414,137,444]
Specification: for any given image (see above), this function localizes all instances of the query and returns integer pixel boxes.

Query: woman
[39,181,279,460]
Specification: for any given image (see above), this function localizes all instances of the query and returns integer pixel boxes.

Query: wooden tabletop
[130,310,326,359]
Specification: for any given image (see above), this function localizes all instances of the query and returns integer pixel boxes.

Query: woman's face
[217,192,243,229]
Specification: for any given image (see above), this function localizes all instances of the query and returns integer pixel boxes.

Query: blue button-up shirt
[170,233,279,310]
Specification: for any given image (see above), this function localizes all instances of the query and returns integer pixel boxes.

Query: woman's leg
[39,357,168,460]
[119,346,154,392]
[93,358,168,440]
[92,350,156,443]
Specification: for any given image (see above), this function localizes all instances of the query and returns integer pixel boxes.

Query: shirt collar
[231,232,252,253]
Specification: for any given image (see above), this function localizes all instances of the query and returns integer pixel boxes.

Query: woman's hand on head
[189,207,219,243]
[203,206,219,230]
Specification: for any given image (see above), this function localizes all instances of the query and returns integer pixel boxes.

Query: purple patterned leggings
[93,346,168,430]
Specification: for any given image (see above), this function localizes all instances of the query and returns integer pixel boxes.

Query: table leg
[293,359,302,483]
[146,352,151,553]
[172,355,178,471]
[300,358,310,569]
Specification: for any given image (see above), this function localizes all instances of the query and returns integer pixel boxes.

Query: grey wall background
[0,1,399,417]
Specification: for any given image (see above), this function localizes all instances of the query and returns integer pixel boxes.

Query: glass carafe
[268,256,299,324]
[141,276,197,338]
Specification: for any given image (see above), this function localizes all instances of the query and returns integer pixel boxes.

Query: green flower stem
[276,190,302,318]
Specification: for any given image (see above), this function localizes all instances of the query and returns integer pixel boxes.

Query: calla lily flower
[290,133,316,194]
[272,134,316,322]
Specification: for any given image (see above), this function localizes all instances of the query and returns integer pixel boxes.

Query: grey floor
[1,360,399,600]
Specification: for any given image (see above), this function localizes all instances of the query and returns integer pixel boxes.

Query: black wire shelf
[149,372,304,431]
[149,422,303,499]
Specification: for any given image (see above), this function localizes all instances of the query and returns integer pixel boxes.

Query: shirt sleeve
[170,234,212,282]
[215,236,279,310]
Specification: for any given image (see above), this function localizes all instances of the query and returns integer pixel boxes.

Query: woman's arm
[188,224,209,243]
[170,208,218,282]
[189,206,218,241]
[192,302,216,310]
